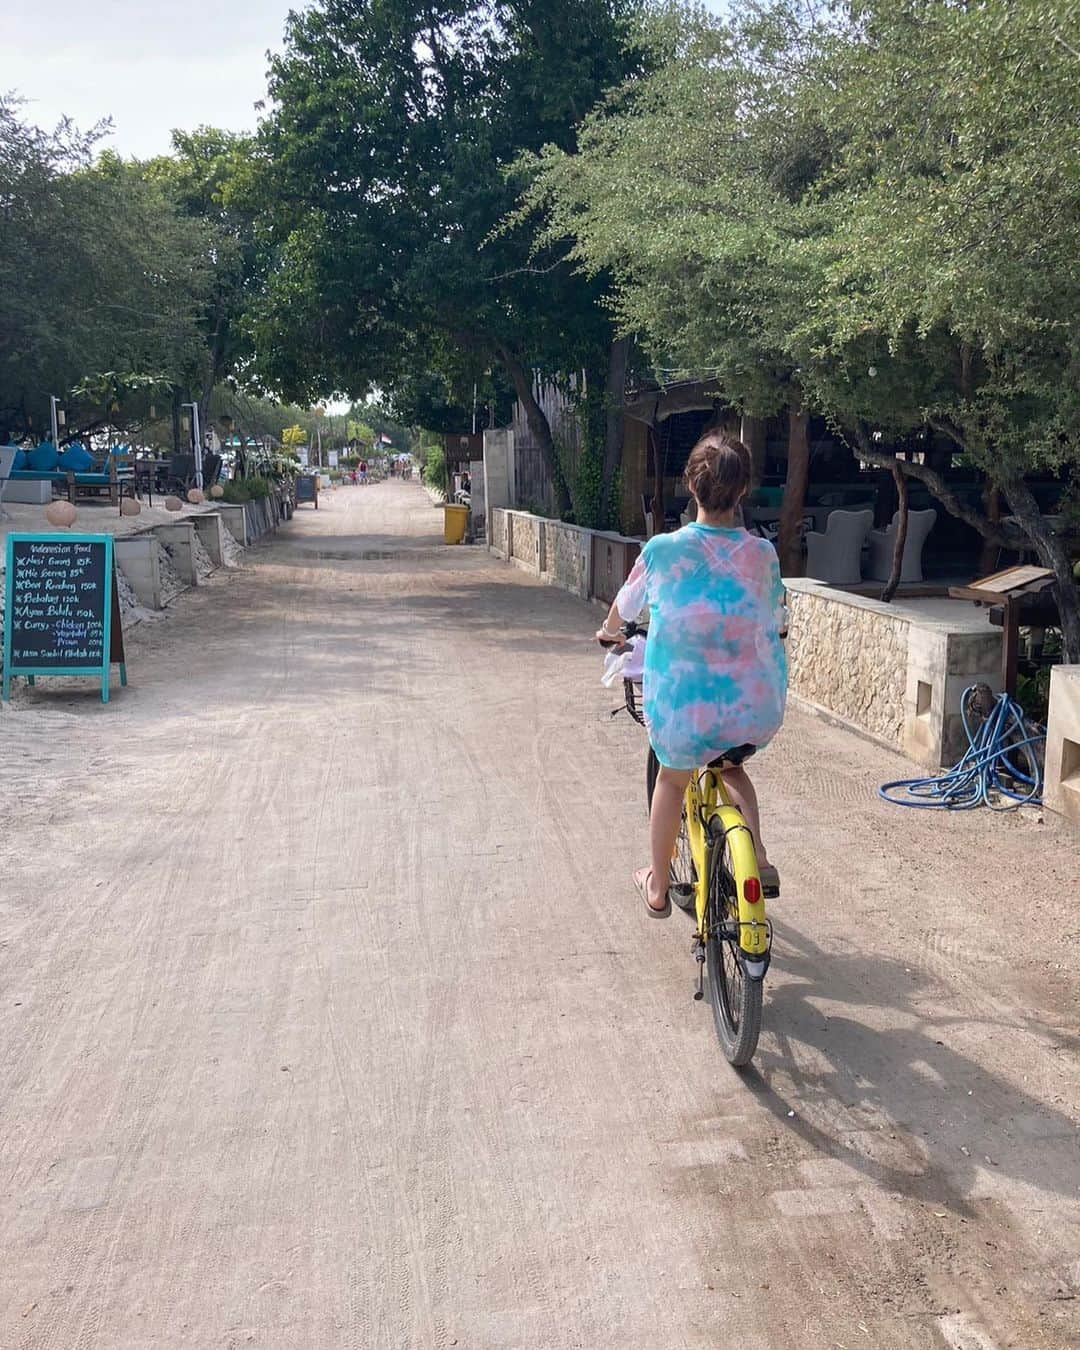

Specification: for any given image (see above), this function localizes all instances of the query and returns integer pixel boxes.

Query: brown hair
[685,430,751,513]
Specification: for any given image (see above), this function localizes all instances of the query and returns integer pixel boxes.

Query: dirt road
[2,481,1078,1349]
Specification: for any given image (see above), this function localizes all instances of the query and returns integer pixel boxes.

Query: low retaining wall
[113,535,186,610]
[786,579,1003,768]
[490,507,639,608]
[490,512,1006,772]
[1045,665,1080,827]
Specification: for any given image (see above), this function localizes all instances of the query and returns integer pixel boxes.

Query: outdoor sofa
[6,443,136,511]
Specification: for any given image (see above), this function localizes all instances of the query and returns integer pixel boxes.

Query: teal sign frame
[2,532,128,704]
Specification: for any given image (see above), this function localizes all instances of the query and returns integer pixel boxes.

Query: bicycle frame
[684,769,771,963]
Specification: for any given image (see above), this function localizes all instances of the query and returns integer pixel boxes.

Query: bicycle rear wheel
[645,749,696,910]
[705,831,762,1066]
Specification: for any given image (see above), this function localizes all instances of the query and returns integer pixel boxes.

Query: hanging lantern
[149,403,157,420]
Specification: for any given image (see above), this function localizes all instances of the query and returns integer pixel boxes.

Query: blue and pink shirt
[615,523,788,769]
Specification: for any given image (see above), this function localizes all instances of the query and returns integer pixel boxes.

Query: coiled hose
[879,685,1045,810]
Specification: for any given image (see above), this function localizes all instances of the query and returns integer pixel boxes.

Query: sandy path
[1,481,1078,1349]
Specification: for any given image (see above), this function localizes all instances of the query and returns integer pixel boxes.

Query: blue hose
[879,686,1045,810]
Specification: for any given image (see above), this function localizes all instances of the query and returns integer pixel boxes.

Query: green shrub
[423,444,446,491]
[220,475,271,504]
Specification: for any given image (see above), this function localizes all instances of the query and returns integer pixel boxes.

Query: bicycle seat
[707,744,757,769]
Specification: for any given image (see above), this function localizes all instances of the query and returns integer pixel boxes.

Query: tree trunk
[980,478,1001,574]
[650,423,666,535]
[1000,476,1080,664]
[599,336,629,529]
[495,343,571,517]
[740,414,766,489]
[880,460,909,603]
[778,402,810,576]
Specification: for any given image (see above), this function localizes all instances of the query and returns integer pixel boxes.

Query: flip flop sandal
[634,868,671,918]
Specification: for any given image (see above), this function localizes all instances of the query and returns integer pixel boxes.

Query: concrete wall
[483,429,514,544]
[1045,665,1080,827]
[591,531,641,606]
[153,521,200,586]
[113,534,188,609]
[189,513,227,566]
[217,504,248,547]
[489,507,638,609]
[786,578,1003,768]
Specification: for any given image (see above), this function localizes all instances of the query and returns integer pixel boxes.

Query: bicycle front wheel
[646,749,696,910]
[706,832,762,1066]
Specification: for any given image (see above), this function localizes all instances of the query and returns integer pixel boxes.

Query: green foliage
[0,97,218,440]
[241,1,640,427]
[221,475,272,504]
[422,444,447,492]
[346,420,374,448]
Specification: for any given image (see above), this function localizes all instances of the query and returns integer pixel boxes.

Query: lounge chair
[804,508,874,585]
[868,508,937,583]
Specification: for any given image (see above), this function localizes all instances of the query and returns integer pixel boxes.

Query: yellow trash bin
[443,503,470,544]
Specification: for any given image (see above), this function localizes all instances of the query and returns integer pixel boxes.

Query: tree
[788,0,1080,653]
[521,5,833,565]
[241,0,642,519]
[142,128,258,435]
[524,0,1080,655]
[0,98,216,443]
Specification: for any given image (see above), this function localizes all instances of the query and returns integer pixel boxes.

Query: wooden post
[1003,597,1020,698]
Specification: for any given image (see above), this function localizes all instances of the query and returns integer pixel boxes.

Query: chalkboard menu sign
[295,473,319,506]
[3,534,127,703]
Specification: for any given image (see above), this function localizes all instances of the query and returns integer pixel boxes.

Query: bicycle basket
[623,678,647,727]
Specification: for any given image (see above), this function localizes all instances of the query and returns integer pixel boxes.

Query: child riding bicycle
[596,431,788,916]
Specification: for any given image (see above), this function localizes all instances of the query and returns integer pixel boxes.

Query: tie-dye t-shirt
[615,523,788,769]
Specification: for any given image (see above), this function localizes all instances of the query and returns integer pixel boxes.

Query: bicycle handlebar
[597,618,649,648]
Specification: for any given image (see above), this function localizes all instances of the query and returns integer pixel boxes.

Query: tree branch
[849,424,1009,547]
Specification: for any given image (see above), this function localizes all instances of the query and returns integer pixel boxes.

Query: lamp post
[49,395,65,447]
[180,402,204,489]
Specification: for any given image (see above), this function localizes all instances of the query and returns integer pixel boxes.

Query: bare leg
[720,765,771,866]
[635,766,692,911]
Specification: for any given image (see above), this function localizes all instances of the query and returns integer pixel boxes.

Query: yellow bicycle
[617,625,773,1067]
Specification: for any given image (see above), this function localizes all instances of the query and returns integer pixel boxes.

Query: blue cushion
[12,448,28,471]
[59,443,94,472]
[28,442,59,471]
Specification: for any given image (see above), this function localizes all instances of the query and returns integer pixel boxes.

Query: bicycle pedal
[670,884,695,911]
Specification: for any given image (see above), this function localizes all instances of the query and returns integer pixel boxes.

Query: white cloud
[1,0,295,157]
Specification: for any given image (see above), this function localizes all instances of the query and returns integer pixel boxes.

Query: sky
[3,0,729,160]
[1,0,297,159]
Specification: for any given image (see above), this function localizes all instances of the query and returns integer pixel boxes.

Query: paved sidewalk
[1,481,1078,1348]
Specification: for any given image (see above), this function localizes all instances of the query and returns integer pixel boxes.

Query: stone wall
[787,586,909,745]
[489,507,638,607]
[491,508,508,556]
[785,578,1004,766]
[543,521,590,599]
[510,511,541,570]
